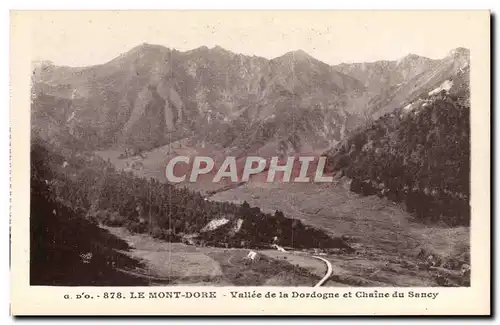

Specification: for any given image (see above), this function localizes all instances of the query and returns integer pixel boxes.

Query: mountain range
[31,43,470,159]
[28,42,472,289]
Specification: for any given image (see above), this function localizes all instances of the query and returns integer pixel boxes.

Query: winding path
[312,256,333,287]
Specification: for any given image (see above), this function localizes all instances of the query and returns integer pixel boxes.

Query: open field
[103,226,322,286]
[210,181,469,260]
[209,181,469,286]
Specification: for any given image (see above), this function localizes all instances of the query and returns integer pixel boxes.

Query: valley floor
[208,181,469,286]
[102,226,321,286]
[102,208,468,287]
[209,181,469,262]
[95,147,470,287]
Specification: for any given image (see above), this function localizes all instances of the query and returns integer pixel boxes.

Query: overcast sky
[27,11,474,67]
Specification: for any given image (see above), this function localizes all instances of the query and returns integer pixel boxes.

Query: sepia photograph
[10,10,491,315]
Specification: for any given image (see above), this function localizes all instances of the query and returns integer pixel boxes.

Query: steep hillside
[32,44,365,153]
[30,139,150,285]
[333,48,469,124]
[30,139,330,286]
[325,66,470,226]
[30,44,472,287]
[32,44,471,176]
[366,48,470,119]
[32,135,351,251]
[334,54,437,93]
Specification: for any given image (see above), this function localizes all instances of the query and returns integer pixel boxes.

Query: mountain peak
[190,45,209,52]
[211,45,236,56]
[108,43,170,66]
[274,49,320,65]
[403,53,421,59]
[212,45,226,51]
[186,45,235,57]
[396,53,431,65]
[130,42,169,53]
[448,47,470,58]
[120,43,170,59]
[285,49,314,59]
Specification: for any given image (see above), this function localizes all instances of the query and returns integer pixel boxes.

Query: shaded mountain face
[348,48,469,119]
[32,44,469,159]
[32,43,365,154]
[333,54,437,93]
[324,64,470,226]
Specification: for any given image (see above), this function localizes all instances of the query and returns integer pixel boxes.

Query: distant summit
[32,42,469,158]
[448,47,470,58]
[274,49,322,64]
[282,49,314,59]
[396,53,433,66]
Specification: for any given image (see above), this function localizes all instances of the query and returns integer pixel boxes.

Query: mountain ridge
[32,43,365,153]
[323,63,470,226]
[34,42,469,69]
[32,44,470,159]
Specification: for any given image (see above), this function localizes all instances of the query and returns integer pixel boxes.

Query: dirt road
[312,256,333,287]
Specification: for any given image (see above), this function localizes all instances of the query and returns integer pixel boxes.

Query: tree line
[326,91,470,226]
[31,135,345,252]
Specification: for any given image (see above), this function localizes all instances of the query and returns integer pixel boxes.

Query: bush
[127,221,148,234]
[149,226,163,239]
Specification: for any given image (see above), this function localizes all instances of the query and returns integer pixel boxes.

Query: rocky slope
[324,63,470,226]
[32,43,365,154]
[366,48,469,119]
[32,44,470,163]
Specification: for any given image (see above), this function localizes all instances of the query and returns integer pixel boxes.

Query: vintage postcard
[10,10,490,315]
